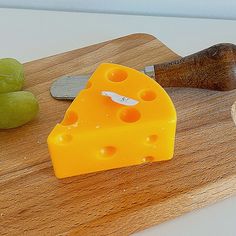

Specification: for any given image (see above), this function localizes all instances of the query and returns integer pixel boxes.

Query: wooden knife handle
[154,43,236,91]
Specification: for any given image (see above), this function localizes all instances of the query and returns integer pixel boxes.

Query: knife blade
[50,75,90,100]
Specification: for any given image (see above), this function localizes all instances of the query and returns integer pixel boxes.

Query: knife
[50,43,236,100]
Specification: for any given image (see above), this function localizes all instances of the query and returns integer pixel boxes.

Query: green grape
[0,91,39,129]
[0,58,24,93]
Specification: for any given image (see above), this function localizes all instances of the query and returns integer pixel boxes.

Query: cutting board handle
[154,43,236,91]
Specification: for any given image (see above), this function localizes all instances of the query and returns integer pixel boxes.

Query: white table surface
[1,8,235,236]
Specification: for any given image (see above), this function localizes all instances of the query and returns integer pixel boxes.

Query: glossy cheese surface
[48,63,177,178]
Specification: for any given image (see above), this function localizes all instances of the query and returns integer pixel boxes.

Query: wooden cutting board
[1,33,236,235]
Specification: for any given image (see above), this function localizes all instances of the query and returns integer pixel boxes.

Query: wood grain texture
[0,33,236,235]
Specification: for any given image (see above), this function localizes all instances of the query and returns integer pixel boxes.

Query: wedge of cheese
[48,63,177,178]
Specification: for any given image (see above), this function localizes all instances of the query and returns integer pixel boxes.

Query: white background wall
[0,0,236,20]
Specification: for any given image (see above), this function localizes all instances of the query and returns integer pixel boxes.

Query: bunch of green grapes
[0,58,39,129]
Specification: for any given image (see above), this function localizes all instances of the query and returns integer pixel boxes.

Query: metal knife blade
[50,75,90,100]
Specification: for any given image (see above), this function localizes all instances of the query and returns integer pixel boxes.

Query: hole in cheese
[139,89,157,101]
[119,107,141,123]
[61,110,78,126]
[146,135,158,143]
[142,156,154,163]
[107,69,128,82]
[100,146,116,157]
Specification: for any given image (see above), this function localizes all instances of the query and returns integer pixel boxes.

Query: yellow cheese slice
[48,63,177,178]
